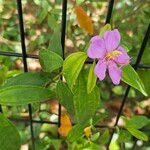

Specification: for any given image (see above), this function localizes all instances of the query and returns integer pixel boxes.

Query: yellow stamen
[106,50,122,59]
[84,126,92,139]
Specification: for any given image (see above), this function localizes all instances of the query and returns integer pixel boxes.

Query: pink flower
[87,29,130,85]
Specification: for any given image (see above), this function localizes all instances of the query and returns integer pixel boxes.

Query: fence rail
[0,0,149,149]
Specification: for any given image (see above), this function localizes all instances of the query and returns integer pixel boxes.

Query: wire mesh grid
[0,0,150,149]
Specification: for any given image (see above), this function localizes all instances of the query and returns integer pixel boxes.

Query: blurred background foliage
[0,0,150,149]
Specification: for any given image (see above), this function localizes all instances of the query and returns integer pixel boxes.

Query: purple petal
[108,61,122,85]
[94,59,107,80]
[115,46,130,65]
[87,36,106,59]
[104,29,121,52]
[91,35,101,42]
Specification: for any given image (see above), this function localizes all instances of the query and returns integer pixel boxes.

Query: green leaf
[99,24,111,37]
[39,50,63,73]
[92,113,108,125]
[68,112,104,142]
[74,72,100,122]
[0,66,7,85]
[109,140,120,150]
[47,14,57,29]
[82,142,101,150]
[76,0,85,5]
[99,129,109,145]
[122,65,147,96]
[112,86,123,95]
[63,52,87,90]
[87,61,97,94]
[91,132,100,141]
[37,1,48,24]
[50,139,61,150]
[126,127,148,141]
[117,129,131,143]
[67,119,90,142]
[3,72,52,87]
[137,70,150,96]
[0,85,55,105]
[121,40,132,52]
[56,81,74,115]
[130,115,150,129]
[0,113,21,150]
[121,44,130,52]
[33,0,41,5]
[124,115,150,130]
[48,27,62,56]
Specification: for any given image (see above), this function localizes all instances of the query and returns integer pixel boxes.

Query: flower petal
[87,36,106,59]
[104,29,121,51]
[108,61,122,85]
[94,60,107,80]
[115,46,130,65]
[91,35,101,42]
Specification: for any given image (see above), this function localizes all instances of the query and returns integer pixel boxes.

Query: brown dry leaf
[48,100,59,114]
[106,99,132,117]
[47,100,67,115]
[75,6,94,35]
[58,112,72,137]
[84,126,92,139]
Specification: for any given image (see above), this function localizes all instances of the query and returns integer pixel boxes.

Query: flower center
[105,50,122,60]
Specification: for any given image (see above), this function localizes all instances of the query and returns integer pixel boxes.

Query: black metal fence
[0,0,150,150]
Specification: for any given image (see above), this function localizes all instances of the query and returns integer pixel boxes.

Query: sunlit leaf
[63,52,87,90]
[75,6,94,35]
[126,127,148,141]
[76,0,85,5]
[121,44,131,52]
[99,129,109,145]
[123,115,150,130]
[117,129,131,143]
[99,24,111,37]
[109,139,120,150]
[137,69,150,95]
[50,139,61,150]
[122,65,147,96]
[87,61,97,94]
[91,132,100,141]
